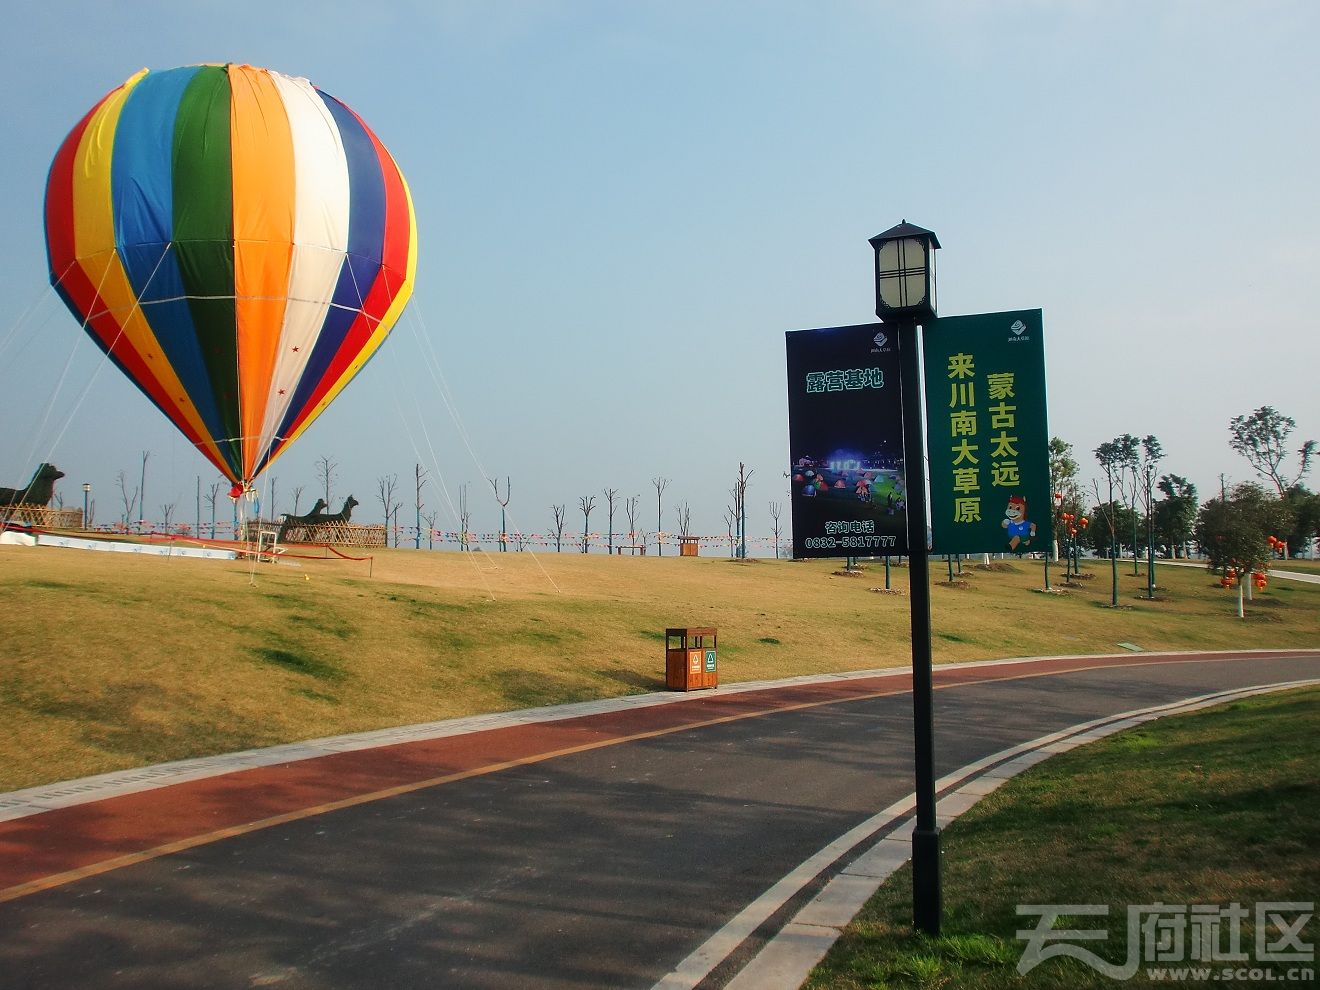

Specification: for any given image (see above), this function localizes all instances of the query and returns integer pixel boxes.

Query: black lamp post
[82,483,91,530]
[869,219,941,936]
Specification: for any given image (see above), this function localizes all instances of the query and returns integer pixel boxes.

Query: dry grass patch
[2,545,1318,790]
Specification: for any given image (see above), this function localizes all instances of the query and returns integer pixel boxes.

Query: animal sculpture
[0,464,64,507]
[320,496,359,525]
[277,499,328,540]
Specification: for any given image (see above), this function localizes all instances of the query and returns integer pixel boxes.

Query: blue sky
[2,1,1317,545]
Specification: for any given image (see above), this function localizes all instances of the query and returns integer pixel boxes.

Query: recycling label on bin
[704,650,717,672]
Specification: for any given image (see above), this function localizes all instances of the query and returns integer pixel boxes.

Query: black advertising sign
[785,323,907,558]
[922,309,1050,556]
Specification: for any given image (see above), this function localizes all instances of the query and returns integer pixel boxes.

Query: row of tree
[1050,405,1317,608]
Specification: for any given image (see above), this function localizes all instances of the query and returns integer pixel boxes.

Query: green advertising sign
[922,309,1050,556]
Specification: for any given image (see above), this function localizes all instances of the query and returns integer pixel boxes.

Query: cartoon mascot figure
[1002,494,1035,552]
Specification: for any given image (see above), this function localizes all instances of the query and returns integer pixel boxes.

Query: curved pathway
[1,649,1317,989]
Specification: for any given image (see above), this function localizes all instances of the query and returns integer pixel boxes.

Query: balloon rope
[0,277,60,366]
[383,337,499,602]
[23,254,127,478]
[402,300,563,595]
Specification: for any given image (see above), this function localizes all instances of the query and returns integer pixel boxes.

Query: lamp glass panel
[903,272,927,306]
[878,273,905,308]
[897,237,927,275]
[877,239,902,276]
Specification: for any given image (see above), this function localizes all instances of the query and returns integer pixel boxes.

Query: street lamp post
[82,483,91,530]
[870,219,942,936]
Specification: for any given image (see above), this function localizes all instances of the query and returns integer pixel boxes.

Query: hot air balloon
[43,64,418,485]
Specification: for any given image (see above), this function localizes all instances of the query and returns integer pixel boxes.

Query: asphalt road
[1,652,1317,990]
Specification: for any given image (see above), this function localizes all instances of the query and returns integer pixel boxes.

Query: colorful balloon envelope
[44,64,418,483]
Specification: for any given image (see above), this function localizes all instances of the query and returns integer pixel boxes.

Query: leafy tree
[1085,501,1140,556]
[1228,406,1316,496]
[1134,435,1163,593]
[1153,474,1198,558]
[1194,483,1293,615]
[1048,437,1085,515]
[1093,438,1137,605]
[1281,486,1320,558]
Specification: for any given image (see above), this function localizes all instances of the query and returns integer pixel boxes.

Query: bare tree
[579,495,596,553]
[390,495,403,547]
[415,464,428,549]
[723,506,736,556]
[625,495,641,548]
[421,509,438,549]
[203,480,222,538]
[459,484,472,551]
[552,504,566,552]
[160,501,177,532]
[652,476,669,555]
[730,463,753,559]
[268,476,278,520]
[603,488,619,553]
[316,454,338,507]
[139,450,150,532]
[491,477,511,552]
[676,501,692,539]
[377,474,398,544]
[291,484,305,516]
[117,471,139,529]
[769,501,783,559]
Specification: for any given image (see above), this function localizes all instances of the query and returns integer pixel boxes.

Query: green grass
[2,544,1318,791]
[805,686,1320,989]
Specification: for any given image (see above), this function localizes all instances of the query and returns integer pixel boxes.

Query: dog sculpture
[0,463,64,508]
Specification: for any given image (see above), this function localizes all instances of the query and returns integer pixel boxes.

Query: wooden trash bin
[678,537,701,557]
[665,627,717,691]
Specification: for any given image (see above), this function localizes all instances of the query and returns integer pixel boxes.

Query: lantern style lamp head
[869,220,940,322]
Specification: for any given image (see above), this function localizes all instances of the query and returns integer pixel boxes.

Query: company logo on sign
[1008,319,1030,343]
[872,330,889,351]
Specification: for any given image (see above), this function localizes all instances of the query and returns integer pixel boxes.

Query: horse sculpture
[0,463,64,508]
[320,496,358,524]
[276,496,359,543]
[277,498,327,541]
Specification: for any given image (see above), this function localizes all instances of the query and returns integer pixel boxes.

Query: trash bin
[665,627,717,691]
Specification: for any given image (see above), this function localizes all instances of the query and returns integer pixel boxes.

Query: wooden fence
[0,506,84,528]
[244,519,386,547]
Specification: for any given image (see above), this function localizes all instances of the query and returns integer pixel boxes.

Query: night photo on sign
[785,323,906,558]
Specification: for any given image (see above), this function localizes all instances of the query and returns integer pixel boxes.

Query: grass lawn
[804,686,1320,989]
[2,542,1318,791]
